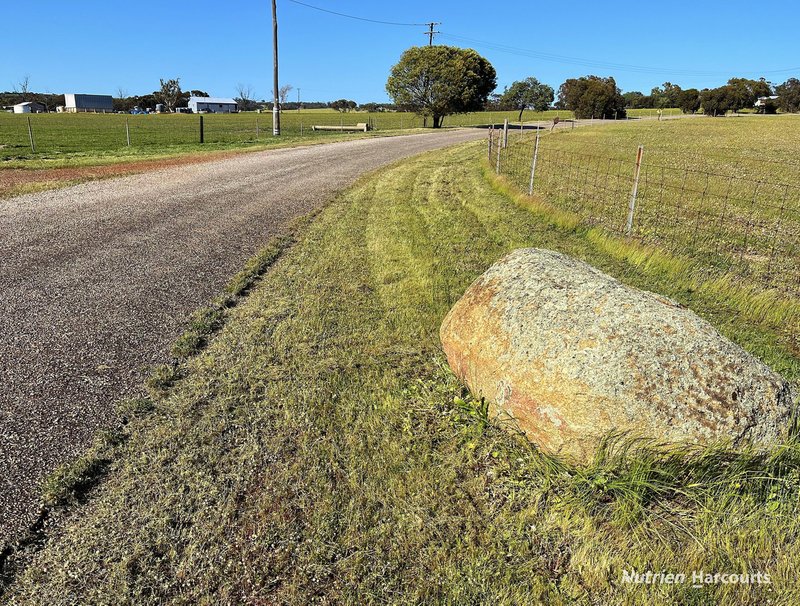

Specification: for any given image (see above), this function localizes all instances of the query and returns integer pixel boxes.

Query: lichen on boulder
[440,248,795,461]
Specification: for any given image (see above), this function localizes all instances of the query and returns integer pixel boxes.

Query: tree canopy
[620,78,774,115]
[386,45,497,128]
[700,87,732,116]
[499,77,554,121]
[776,78,800,113]
[726,78,772,111]
[329,99,357,112]
[622,91,648,109]
[677,88,701,114]
[650,82,683,108]
[699,78,773,116]
[557,76,626,119]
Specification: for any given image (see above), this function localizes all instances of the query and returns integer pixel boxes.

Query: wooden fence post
[528,129,541,196]
[27,116,35,152]
[495,130,502,174]
[626,145,644,236]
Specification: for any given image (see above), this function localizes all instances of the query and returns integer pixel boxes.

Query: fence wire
[488,128,800,296]
[0,111,684,159]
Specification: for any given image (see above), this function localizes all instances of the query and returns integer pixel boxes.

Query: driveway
[0,128,485,550]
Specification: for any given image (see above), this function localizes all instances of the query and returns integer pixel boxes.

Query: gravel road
[0,129,485,550]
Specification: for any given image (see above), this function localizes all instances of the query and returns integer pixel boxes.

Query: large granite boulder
[440,249,795,460]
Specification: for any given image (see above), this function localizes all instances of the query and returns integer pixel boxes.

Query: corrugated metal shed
[188,96,239,113]
[189,96,238,105]
[64,94,114,112]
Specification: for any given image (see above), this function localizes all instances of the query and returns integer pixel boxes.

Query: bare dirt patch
[0,151,247,198]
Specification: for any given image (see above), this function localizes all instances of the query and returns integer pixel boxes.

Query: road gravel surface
[0,129,485,550]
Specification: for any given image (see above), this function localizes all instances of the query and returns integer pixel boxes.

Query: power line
[425,22,441,45]
[286,0,428,27]
[284,2,800,79]
[438,33,800,78]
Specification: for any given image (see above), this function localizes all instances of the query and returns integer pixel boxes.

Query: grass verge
[0,222,304,596]
[3,142,799,605]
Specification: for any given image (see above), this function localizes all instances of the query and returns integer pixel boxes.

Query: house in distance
[13,101,46,113]
[64,94,114,113]
[188,96,238,113]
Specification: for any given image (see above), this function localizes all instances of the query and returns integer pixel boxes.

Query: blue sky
[3,1,798,102]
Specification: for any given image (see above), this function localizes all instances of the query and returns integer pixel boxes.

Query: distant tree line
[382,45,800,127]
[280,101,327,110]
[0,91,65,111]
[492,75,799,118]
[8,66,800,120]
[621,77,800,116]
[268,100,402,112]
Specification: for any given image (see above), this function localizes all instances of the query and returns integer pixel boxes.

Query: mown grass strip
[0,222,303,597]
[4,143,798,605]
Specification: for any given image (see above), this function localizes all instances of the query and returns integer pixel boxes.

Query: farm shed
[13,101,45,113]
[64,93,114,113]
[188,96,238,113]
[755,95,780,107]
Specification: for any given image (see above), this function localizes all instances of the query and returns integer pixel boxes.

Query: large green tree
[700,78,772,116]
[677,89,701,114]
[499,77,554,122]
[725,77,772,111]
[329,99,357,112]
[386,45,496,128]
[623,91,651,109]
[557,75,626,119]
[776,78,800,113]
[700,87,733,116]
[650,82,683,108]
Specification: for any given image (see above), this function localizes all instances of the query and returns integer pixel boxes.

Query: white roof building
[188,96,239,113]
[13,101,45,113]
[755,95,780,107]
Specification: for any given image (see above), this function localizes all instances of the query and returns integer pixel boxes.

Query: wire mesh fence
[0,111,549,157]
[0,108,691,160]
[1,109,687,159]
[487,127,800,296]
[0,113,381,157]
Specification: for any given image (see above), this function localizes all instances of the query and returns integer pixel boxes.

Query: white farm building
[64,94,114,113]
[188,96,238,113]
[13,101,45,113]
[755,95,780,107]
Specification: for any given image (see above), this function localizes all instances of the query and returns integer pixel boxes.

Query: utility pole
[272,0,280,136]
[425,22,440,46]
[297,87,301,112]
